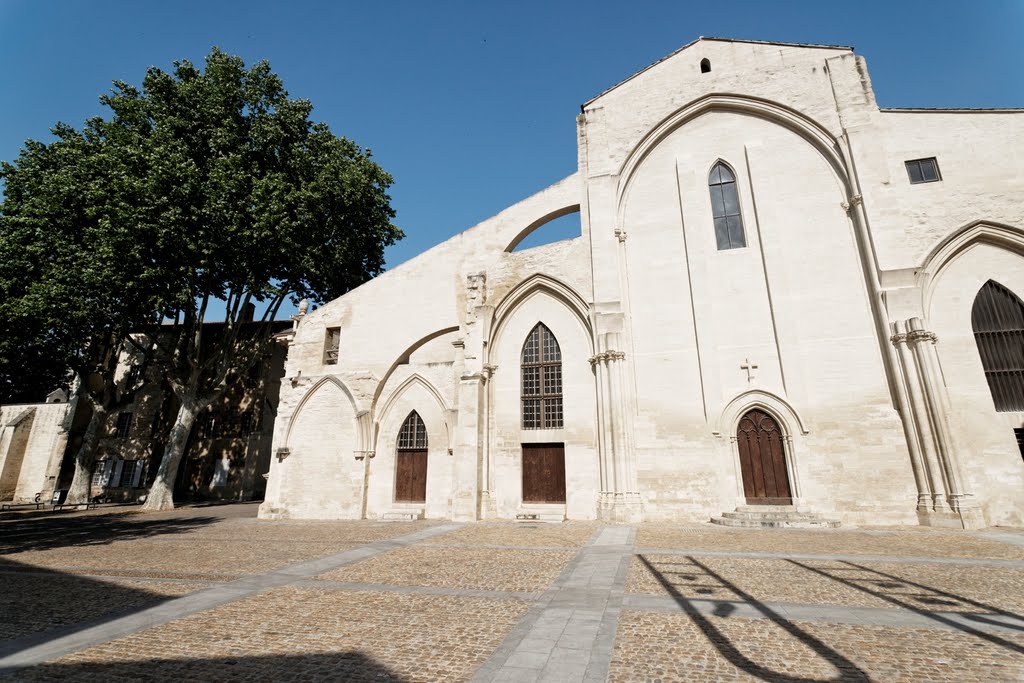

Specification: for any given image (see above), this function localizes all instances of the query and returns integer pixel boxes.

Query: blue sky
[2,1,1022,275]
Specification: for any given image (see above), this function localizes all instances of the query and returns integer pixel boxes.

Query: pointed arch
[397,410,428,449]
[489,273,593,359]
[370,326,460,409]
[918,220,1024,317]
[708,159,746,250]
[374,373,450,447]
[284,376,359,447]
[716,390,807,506]
[972,279,1024,412]
[521,322,563,429]
[615,93,851,226]
[713,389,809,438]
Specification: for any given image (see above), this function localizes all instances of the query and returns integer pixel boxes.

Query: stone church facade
[258,38,1024,529]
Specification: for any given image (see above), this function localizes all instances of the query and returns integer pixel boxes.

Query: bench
[0,501,45,512]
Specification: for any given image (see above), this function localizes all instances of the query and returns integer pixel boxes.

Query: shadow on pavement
[4,651,406,681]
[639,554,870,683]
[788,558,1024,654]
[0,557,189,659]
[0,511,221,554]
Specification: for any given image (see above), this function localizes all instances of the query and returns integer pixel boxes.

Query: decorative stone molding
[841,194,863,214]
[588,350,625,367]
[465,273,487,315]
[906,330,938,345]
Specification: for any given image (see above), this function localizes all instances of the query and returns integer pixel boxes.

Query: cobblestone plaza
[1,505,1022,681]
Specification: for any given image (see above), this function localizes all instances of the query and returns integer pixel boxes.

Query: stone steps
[382,507,424,521]
[515,504,566,523]
[711,506,840,529]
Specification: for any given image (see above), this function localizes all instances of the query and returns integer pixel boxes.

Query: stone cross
[741,358,758,383]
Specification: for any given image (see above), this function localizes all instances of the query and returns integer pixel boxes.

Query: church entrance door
[736,409,793,505]
[395,450,427,503]
[521,443,566,503]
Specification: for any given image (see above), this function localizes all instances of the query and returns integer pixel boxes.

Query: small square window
[905,157,941,184]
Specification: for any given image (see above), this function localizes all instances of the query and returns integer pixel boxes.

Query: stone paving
[1,506,1023,681]
[318,546,575,593]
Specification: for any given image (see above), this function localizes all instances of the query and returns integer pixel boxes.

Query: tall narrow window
[709,162,746,250]
[323,327,341,365]
[972,280,1024,412]
[522,323,563,429]
[115,412,133,439]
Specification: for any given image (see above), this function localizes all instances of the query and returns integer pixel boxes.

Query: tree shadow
[0,510,221,554]
[5,651,406,681]
[638,555,870,682]
[0,557,197,658]
[787,559,1024,653]
[0,558,408,681]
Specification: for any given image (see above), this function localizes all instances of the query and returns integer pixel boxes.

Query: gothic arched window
[709,161,746,250]
[972,280,1024,412]
[522,323,563,429]
[397,411,428,449]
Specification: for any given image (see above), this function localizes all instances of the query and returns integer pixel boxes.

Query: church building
[258,38,1024,529]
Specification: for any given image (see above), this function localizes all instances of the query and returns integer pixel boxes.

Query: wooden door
[522,443,566,503]
[736,409,792,505]
[395,450,427,503]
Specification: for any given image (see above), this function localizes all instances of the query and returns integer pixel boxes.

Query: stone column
[892,317,983,529]
[451,373,484,521]
[590,346,641,523]
[479,364,497,518]
[907,318,983,528]
[890,321,938,512]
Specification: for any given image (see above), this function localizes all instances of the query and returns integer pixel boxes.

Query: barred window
[115,412,133,439]
[972,280,1024,412]
[522,323,563,429]
[397,411,427,449]
[709,161,746,250]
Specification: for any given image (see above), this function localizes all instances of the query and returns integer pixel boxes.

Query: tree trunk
[66,404,107,504]
[142,397,200,511]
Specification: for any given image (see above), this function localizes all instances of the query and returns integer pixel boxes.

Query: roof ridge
[582,36,853,109]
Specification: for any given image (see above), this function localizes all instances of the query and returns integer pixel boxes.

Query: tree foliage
[0,48,402,508]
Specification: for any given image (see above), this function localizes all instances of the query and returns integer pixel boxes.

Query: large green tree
[0,48,401,509]
[1,123,166,503]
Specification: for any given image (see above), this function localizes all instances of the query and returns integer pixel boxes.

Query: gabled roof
[582,36,854,108]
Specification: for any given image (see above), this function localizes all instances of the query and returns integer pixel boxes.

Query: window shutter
[109,460,124,488]
[130,461,144,488]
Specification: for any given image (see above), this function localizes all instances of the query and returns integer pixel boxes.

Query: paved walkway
[1,507,1023,681]
[471,526,634,683]
[0,523,461,673]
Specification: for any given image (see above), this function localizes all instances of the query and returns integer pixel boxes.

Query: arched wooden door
[736,409,792,505]
[395,411,428,503]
